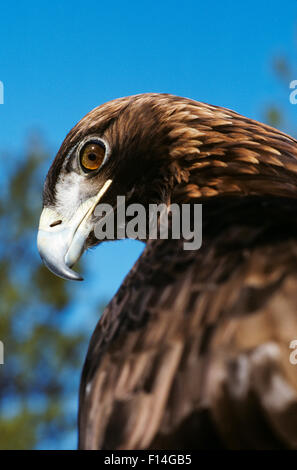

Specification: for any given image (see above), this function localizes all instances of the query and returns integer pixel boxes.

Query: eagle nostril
[50,220,62,228]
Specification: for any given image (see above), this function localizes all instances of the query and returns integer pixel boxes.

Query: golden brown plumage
[79,203,297,449]
[38,94,297,449]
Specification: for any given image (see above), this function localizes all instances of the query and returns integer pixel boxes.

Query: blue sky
[1,1,297,155]
[1,0,297,449]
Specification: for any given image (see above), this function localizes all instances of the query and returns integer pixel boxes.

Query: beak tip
[38,249,84,282]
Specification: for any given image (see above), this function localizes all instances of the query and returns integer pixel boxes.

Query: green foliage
[0,138,89,449]
[264,106,282,128]
[264,53,296,133]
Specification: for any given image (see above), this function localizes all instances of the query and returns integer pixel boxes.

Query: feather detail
[42,93,297,449]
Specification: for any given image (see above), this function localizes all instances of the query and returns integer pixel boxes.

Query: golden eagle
[37,93,297,449]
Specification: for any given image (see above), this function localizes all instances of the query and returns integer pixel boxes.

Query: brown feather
[79,197,297,449]
[44,94,297,449]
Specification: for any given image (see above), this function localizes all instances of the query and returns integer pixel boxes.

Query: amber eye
[80,142,106,172]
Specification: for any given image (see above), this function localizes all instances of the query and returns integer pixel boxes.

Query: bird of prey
[37,93,297,449]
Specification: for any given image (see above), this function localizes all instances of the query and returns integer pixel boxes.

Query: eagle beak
[37,179,112,281]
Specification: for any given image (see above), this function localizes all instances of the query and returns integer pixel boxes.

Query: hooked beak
[37,179,112,281]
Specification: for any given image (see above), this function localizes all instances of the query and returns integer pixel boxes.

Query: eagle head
[37,94,190,280]
[37,93,297,281]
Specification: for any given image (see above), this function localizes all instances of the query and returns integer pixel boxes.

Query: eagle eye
[80,141,106,172]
